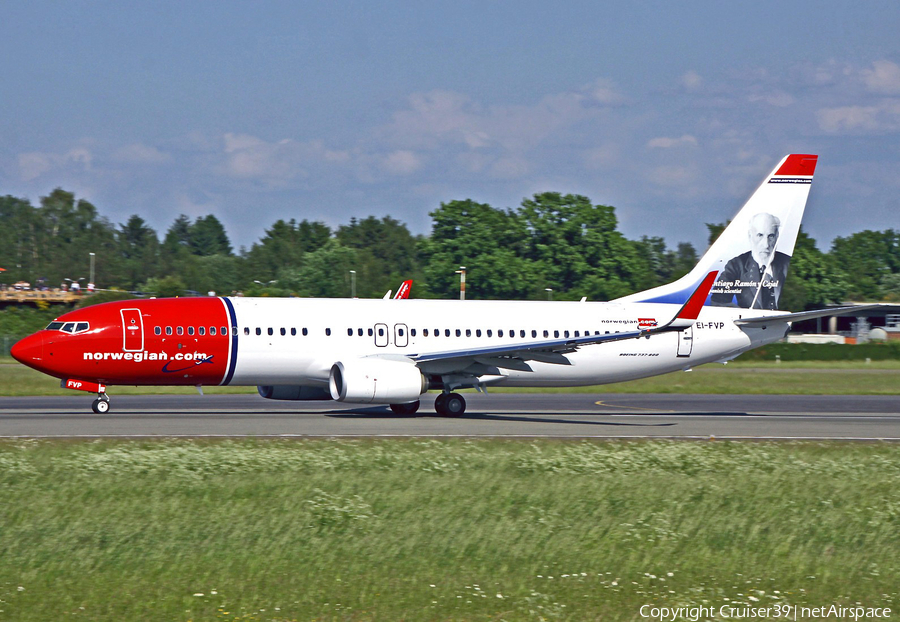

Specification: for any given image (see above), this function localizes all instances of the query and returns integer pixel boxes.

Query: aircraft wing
[409,271,718,370]
[733,304,891,326]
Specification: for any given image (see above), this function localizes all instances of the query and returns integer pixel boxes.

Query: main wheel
[434,393,449,416]
[91,398,110,414]
[443,393,466,417]
[390,400,420,416]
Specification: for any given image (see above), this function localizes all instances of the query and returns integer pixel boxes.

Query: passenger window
[303,328,308,336]
[510,330,515,338]
[244,327,249,336]
[267,328,274,336]
[424,329,429,337]
[564,330,570,338]
[358,328,364,336]
[543,330,549,338]
[199,326,206,336]
[166,326,173,336]
[476,329,481,337]
[280,328,286,336]
[532,330,537,338]
[325,328,331,336]
[291,328,297,336]
[367,328,373,337]
[378,328,384,337]
[177,327,184,336]
[498,330,504,337]
[347,328,353,336]
[399,328,405,337]
[188,326,195,336]
[444,329,450,337]
[487,329,492,337]
[554,330,559,338]
[222,327,227,336]
[256,327,262,336]
[455,329,461,337]
[520,330,525,338]
[411,329,416,337]
[210,327,217,335]
[154,326,162,336]
[465,329,471,337]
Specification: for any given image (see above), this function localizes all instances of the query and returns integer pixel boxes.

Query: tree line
[1,188,899,308]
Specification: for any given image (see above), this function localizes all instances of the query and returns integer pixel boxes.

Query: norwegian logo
[638,318,658,328]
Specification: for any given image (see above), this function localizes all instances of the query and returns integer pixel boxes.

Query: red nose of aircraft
[11,332,44,370]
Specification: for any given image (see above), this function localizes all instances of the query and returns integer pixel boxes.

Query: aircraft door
[676,326,693,357]
[120,308,144,352]
[374,323,389,347]
[394,324,408,347]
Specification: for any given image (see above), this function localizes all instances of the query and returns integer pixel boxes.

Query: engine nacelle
[329,358,427,404]
[257,385,332,401]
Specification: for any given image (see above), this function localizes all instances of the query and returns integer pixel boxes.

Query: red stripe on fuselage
[33,298,232,386]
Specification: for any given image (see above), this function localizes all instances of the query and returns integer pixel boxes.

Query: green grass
[2,358,900,396]
[0,439,898,620]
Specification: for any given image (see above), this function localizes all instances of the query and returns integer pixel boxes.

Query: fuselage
[11,296,782,390]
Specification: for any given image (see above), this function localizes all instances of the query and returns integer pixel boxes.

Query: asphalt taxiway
[1,393,899,439]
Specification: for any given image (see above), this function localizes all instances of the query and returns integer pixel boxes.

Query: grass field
[2,358,900,397]
[1,439,898,621]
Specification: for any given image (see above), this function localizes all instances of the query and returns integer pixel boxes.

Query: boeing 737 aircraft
[11,154,879,415]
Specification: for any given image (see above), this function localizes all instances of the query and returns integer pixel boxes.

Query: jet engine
[257,385,332,400]
[329,358,427,404]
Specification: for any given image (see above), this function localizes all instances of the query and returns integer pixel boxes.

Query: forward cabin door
[120,308,144,352]
[676,326,693,357]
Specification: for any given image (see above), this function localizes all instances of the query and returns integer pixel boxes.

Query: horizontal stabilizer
[734,304,892,326]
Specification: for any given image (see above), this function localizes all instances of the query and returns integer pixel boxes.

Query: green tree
[336,216,420,297]
[190,215,233,257]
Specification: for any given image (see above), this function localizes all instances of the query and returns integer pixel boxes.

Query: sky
[2,1,899,253]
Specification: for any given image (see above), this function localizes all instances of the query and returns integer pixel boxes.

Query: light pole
[89,252,95,289]
[545,288,553,301]
[350,270,356,298]
[455,266,466,300]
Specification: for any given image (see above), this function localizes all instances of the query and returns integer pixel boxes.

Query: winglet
[664,271,718,331]
[394,280,412,300]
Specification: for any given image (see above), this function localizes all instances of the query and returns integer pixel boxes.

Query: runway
[1,393,899,439]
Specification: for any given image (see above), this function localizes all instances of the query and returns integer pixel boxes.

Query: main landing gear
[91,393,110,414]
[434,392,466,417]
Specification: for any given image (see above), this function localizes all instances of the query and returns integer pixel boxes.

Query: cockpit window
[46,321,90,334]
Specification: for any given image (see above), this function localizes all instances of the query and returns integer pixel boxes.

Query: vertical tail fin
[618,154,817,310]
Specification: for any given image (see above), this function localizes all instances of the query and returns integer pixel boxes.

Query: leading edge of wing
[410,271,719,365]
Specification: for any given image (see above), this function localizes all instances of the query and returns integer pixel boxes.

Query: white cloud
[17,148,92,181]
[816,102,900,133]
[113,143,170,164]
[647,135,698,149]
[380,150,423,175]
[681,70,703,90]
[862,60,900,94]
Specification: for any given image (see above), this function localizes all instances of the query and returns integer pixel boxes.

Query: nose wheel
[91,393,110,414]
[434,392,466,417]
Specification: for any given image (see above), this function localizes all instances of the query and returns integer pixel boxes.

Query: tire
[92,398,110,414]
[443,393,466,417]
[434,393,449,416]
[390,400,420,416]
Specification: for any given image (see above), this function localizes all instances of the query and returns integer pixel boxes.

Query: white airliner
[11,154,879,415]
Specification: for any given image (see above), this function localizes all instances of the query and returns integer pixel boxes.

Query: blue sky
[2,1,899,252]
